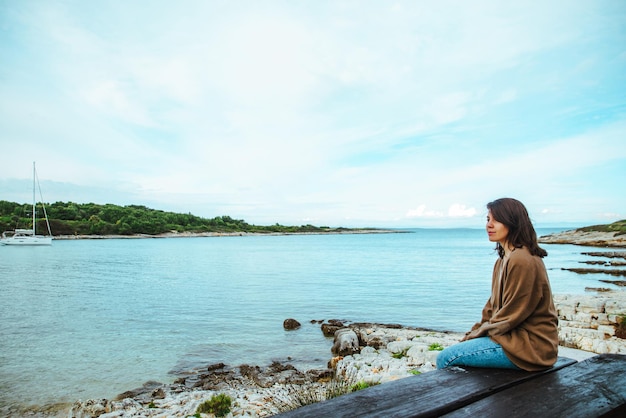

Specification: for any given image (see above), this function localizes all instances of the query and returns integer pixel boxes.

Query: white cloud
[406,205,444,219]
[405,204,477,220]
[448,204,477,218]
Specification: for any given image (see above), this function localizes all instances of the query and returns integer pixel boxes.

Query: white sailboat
[0,162,53,246]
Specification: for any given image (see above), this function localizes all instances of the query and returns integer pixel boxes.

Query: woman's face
[486,210,509,245]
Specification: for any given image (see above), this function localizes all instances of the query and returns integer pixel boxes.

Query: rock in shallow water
[283,318,301,330]
[331,328,360,356]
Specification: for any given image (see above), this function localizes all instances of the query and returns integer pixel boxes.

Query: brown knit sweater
[464,246,559,371]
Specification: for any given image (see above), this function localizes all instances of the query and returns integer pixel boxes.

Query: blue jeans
[436,337,521,370]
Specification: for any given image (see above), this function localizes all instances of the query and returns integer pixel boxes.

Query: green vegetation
[428,343,444,351]
[392,348,409,359]
[0,200,365,237]
[196,393,232,417]
[350,380,378,391]
[409,369,422,375]
[577,220,626,236]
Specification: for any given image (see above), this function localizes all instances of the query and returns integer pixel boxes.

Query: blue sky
[1,1,625,228]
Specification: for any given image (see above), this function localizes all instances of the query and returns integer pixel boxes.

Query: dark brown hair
[487,198,547,259]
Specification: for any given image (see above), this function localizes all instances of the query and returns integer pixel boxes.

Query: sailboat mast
[32,161,36,234]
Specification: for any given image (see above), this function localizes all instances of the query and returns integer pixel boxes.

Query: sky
[1,1,625,228]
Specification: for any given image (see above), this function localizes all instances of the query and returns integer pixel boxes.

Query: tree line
[0,200,347,236]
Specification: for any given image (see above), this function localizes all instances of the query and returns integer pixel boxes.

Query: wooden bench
[275,354,626,417]
[443,354,626,418]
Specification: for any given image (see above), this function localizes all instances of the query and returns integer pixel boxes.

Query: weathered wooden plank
[443,354,626,418]
[276,357,577,418]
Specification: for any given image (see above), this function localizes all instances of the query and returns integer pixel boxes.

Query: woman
[436,198,559,371]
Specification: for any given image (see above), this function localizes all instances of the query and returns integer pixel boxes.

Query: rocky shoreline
[538,229,626,248]
[539,229,626,280]
[51,227,626,243]
[52,229,404,240]
[36,290,619,418]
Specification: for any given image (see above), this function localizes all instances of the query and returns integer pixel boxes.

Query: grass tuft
[196,393,232,417]
[428,343,444,351]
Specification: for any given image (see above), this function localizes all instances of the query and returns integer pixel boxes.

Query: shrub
[196,393,232,417]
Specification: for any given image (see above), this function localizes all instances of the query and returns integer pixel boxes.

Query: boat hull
[0,236,53,246]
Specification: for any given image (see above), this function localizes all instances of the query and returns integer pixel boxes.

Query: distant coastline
[1,200,414,239]
[52,228,408,240]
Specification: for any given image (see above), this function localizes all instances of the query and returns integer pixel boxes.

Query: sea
[0,228,620,414]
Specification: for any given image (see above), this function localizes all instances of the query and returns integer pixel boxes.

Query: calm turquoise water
[0,228,618,412]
